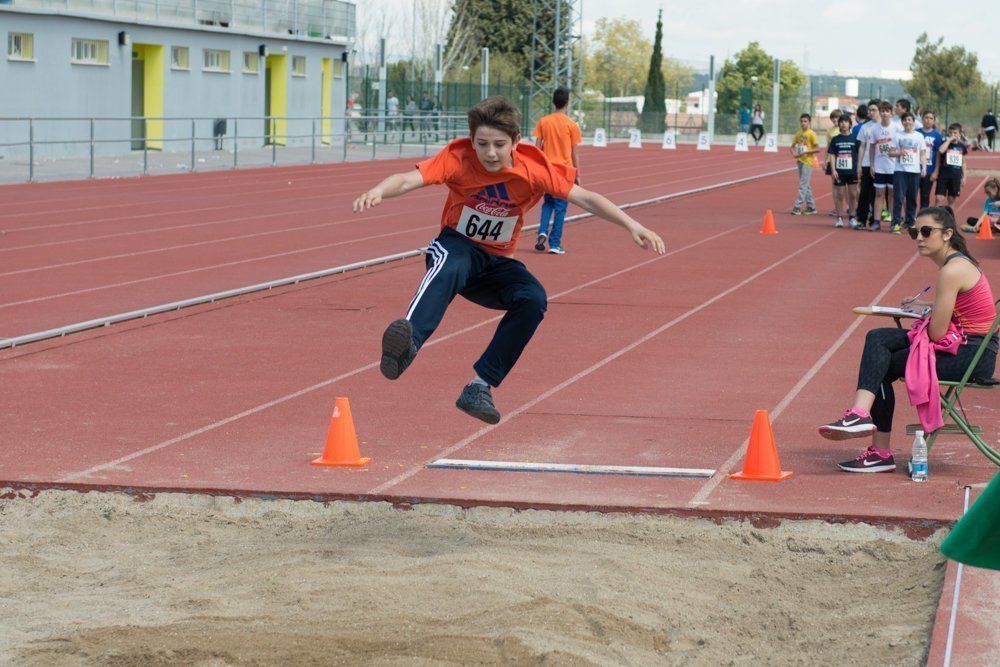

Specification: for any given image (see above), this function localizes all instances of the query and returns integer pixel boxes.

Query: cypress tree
[639,10,666,134]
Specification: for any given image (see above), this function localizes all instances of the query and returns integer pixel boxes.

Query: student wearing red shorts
[352,96,665,424]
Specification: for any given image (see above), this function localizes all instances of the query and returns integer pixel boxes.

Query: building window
[292,56,306,77]
[203,49,230,73]
[71,38,109,65]
[332,59,344,78]
[171,46,189,70]
[8,33,34,61]
[242,51,259,74]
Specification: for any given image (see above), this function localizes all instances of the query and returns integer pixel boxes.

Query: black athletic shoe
[455,382,501,424]
[818,409,876,440]
[380,318,417,380]
[838,445,896,473]
[535,233,548,252]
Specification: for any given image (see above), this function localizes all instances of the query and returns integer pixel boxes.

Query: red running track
[4,150,998,664]
[0,145,788,340]
[2,164,996,522]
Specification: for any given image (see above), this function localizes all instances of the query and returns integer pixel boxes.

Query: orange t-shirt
[416,138,576,257]
[533,112,582,168]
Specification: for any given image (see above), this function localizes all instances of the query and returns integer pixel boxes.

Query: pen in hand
[901,285,932,309]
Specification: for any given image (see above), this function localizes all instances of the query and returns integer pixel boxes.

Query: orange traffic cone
[760,210,778,235]
[977,214,994,240]
[729,410,793,481]
[311,397,371,467]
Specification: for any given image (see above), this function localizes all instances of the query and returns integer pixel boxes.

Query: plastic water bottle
[911,430,928,482]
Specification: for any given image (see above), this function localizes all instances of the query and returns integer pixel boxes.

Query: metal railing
[0,113,469,181]
[2,0,356,40]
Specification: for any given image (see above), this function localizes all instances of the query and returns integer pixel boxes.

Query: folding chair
[906,306,1000,466]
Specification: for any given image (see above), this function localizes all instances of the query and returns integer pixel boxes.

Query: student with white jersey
[868,101,898,230]
[855,100,881,230]
[889,112,928,233]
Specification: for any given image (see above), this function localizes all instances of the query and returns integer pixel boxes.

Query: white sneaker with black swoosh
[818,409,876,440]
[838,445,896,473]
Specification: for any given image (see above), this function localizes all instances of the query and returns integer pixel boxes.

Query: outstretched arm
[566,185,665,254]
[353,169,426,212]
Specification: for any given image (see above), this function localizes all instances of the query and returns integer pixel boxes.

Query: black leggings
[857,327,997,432]
[750,124,764,142]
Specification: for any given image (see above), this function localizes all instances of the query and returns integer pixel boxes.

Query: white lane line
[0,224,436,310]
[685,253,919,506]
[369,231,837,495]
[686,175,989,507]
[55,224,744,483]
[0,150,772,230]
[2,166,791,347]
[943,484,972,667]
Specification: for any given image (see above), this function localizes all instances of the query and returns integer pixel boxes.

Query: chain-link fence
[348,69,532,135]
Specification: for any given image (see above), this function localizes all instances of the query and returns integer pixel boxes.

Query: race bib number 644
[457,204,518,243]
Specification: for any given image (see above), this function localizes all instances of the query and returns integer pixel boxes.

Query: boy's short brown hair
[878,101,893,113]
[468,96,522,141]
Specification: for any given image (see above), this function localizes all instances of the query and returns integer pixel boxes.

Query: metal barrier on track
[0,113,469,182]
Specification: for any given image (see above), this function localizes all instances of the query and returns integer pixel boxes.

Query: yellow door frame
[266,54,287,145]
[134,43,164,150]
[321,58,332,144]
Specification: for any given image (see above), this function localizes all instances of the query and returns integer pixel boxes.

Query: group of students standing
[790,99,972,232]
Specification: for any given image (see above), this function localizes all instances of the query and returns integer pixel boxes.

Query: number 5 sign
[697,131,711,151]
[661,130,676,150]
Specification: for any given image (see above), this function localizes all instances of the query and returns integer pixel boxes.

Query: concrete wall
[0,10,348,158]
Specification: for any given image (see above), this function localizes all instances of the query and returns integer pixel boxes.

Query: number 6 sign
[662,130,676,150]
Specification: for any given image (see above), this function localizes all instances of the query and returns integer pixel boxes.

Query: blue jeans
[538,194,569,248]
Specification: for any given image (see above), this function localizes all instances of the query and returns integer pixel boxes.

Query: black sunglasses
[907,225,944,240]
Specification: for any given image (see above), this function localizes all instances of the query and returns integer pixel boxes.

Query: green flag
[941,473,1000,570]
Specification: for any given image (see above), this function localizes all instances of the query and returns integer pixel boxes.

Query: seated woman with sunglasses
[819,206,998,472]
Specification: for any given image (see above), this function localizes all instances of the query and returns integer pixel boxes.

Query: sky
[356,0,999,81]
[585,0,1000,80]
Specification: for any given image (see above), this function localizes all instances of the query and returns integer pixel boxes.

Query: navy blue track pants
[405,227,547,387]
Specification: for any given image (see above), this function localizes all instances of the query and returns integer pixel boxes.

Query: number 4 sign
[697,131,711,151]
[734,132,749,152]
[628,129,643,148]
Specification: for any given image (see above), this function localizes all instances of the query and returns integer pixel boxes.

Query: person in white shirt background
[888,112,928,233]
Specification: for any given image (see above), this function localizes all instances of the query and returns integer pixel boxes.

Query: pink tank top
[953,273,997,335]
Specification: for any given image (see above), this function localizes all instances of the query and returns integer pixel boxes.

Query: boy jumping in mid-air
[352,96,665,424]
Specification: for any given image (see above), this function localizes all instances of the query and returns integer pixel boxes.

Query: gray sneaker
[380,319,418,380]
[534,234,547,252]
[456,382,501,424]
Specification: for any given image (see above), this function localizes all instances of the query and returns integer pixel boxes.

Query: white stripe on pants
[405,241,449,320]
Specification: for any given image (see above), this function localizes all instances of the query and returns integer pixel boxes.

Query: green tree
[639,10,666,133]
[905,33,986,112]
[715,42,805,115]
[444,0,571,81]
[583,18,650,96]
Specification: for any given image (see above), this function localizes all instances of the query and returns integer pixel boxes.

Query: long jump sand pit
[1,490,945,665]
